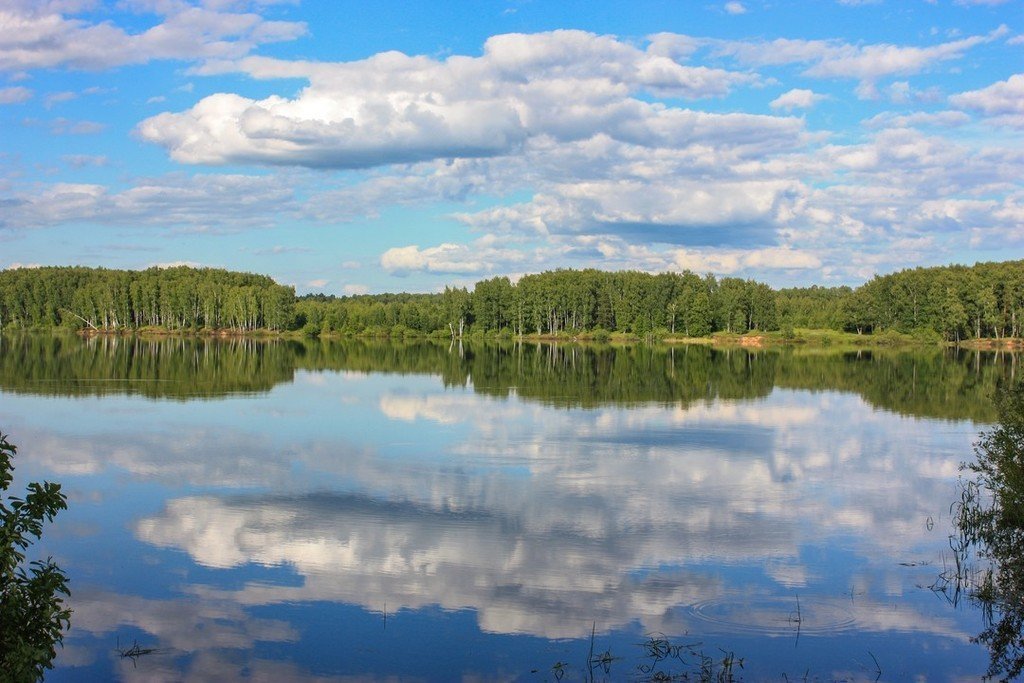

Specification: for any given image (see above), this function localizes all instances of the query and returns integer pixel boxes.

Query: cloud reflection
[110,387,975,641]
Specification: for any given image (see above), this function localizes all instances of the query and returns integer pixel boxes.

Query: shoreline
[2,327,1017,350]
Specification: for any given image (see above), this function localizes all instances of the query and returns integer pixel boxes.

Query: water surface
[1,335,1017,680]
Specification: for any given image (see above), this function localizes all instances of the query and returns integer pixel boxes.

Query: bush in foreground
[0,431,71,682]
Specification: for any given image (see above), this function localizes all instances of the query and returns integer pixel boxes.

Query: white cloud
[802,30,999,81]
[43,90,75,108]
[304,278,327,288]
[881,80,943,105]
[0,85,31,103]
[708,27,1003,96]
[0,1,306,72]
[457,177,805,245]
[138,30,761,169]
[150,260,203,268]
[670,247,820,274]
[724,1,747,14]
[380,240,527,276]
[1,173,296,230]
[769,88,826,110]
[863,110,971,129]
[341,283,369,295]
[950,73,1024,128]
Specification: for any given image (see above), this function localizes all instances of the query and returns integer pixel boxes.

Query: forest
[0,266,295,332]
[0,260,1022,342]
[296,269,776,339]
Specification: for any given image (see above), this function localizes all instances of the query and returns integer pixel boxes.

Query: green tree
[442,286,471,338]
[941,287,968,343]
[0,432,71,682]
[685,290,713,338]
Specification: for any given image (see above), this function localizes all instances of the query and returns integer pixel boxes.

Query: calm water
[0,335,1019,681]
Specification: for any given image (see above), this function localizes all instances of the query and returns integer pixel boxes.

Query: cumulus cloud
[950,73,1024,128]
[769,88,826,110]
[724,1,747,14]
[138,89,528,168]
[137,30,762,169]
[0,0,306,72]
[381,239,528,276]
[456,178,805,246]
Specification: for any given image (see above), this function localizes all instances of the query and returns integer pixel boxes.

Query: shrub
[0,431,71,682]
[910,327,943,344]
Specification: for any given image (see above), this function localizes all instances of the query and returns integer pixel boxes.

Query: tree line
[0,266,295,332]
[296,269,778,339]
[1,260,1023,341]
[838,261,1024,341]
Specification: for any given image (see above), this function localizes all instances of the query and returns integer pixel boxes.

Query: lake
[0,334,1018,681]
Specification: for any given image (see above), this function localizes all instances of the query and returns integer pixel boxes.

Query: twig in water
[789,593,803,648]
[115,637,158,668]
[587,620,595,680]
[868,650,882,681]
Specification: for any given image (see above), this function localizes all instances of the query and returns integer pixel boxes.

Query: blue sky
[0,0,1021,294]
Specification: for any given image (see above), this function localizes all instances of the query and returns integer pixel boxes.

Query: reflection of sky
[0,368,989,680]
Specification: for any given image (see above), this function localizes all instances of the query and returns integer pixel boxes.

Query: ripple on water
[686,594,859,637]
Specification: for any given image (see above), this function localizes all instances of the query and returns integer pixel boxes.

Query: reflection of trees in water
[948,383,1024,681]
[0,334,1018,420]
[0,334,298,399]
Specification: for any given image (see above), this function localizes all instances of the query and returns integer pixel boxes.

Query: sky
[0,0,1021,295]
